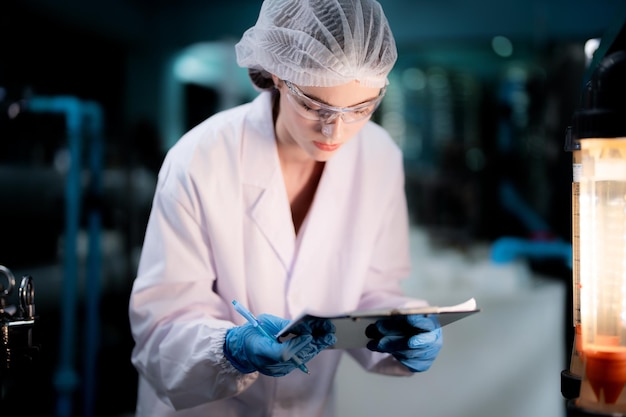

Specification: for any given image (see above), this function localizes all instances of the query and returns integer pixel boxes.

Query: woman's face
[273,77,384,162]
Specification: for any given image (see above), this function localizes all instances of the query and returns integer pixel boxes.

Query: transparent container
[577,138,626,413]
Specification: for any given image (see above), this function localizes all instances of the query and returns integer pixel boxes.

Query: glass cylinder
[577,137,626,413]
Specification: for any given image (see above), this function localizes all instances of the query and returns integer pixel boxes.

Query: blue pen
[231,300,310,374]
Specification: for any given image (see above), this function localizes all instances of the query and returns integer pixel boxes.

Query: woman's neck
[281,159,324,235]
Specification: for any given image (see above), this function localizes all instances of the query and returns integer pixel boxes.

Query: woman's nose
[321,117,344,140]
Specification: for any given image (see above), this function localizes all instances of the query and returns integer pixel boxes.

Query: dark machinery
[0,265,39,402]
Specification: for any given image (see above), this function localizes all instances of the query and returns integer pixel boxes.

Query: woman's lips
[313,141,340,152]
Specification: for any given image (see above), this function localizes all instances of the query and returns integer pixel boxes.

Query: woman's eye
[352,107,373,117]
[295,97,317,112]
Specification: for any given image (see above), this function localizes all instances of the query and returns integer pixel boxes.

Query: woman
[128,1,442,416]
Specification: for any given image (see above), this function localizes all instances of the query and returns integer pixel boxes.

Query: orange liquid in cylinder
[584,345,626,404]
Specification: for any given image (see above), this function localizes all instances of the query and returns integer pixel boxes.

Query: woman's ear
[271,74,281,88]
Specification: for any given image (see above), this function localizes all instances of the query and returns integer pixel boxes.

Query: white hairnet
[235,0,397,88]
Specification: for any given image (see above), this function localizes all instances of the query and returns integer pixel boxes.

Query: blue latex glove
[224,314,336,377]
[366,314,443,372]
[287,317,337,352]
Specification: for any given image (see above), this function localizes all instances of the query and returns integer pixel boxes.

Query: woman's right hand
[224,314,336,377]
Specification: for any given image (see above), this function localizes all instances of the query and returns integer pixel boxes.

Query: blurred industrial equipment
[0,91,107,417]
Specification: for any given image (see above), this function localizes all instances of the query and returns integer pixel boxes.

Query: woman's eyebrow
[301,89,380,108]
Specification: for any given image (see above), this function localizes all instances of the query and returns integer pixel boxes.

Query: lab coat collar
[242,92,295,270]
[241,92,358,274]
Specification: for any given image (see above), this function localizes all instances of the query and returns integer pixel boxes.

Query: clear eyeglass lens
[284,80,383,124]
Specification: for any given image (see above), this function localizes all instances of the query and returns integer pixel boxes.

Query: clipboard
[277,298,480,349]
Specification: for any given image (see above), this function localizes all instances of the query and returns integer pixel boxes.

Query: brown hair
[248,68,274,90]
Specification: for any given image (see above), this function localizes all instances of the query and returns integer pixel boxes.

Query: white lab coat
[129,91,427,417]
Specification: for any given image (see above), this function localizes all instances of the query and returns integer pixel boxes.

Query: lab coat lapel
[242,98,295,272]
[293,142,355,277]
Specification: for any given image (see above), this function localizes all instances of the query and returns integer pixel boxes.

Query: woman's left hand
[365,314,443,372]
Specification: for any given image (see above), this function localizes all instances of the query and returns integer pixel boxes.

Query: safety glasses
[283,80,386,124]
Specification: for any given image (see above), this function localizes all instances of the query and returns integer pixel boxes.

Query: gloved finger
[394,329,443,360]
[308,318,336,336]
[408,330,440,347]
[366,335,409,353]
[365,322,383,339]
[406,314,440,331]
[365,319,402,339]
[289,318,335,337]
[225,317,320,377]
[278,334,314,361]
[392,329,443,373]
[366,314,441,339]
[283,321,311,336]
[245,333,312,377]
[287,333,336,363]
[312,331,336,349]
[365,317,417,339]
[393,342,441,361]
[397,356,436,373]
[257,314,291,336]
[286,318,336,350]
[308,319,336,348]
[367,327,443,352]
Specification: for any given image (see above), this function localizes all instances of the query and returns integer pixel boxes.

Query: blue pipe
[28,96,104,417]
[499,180,551,235]
[29,96,82,417]
[83,101,103,417]
[490,236,572,268]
